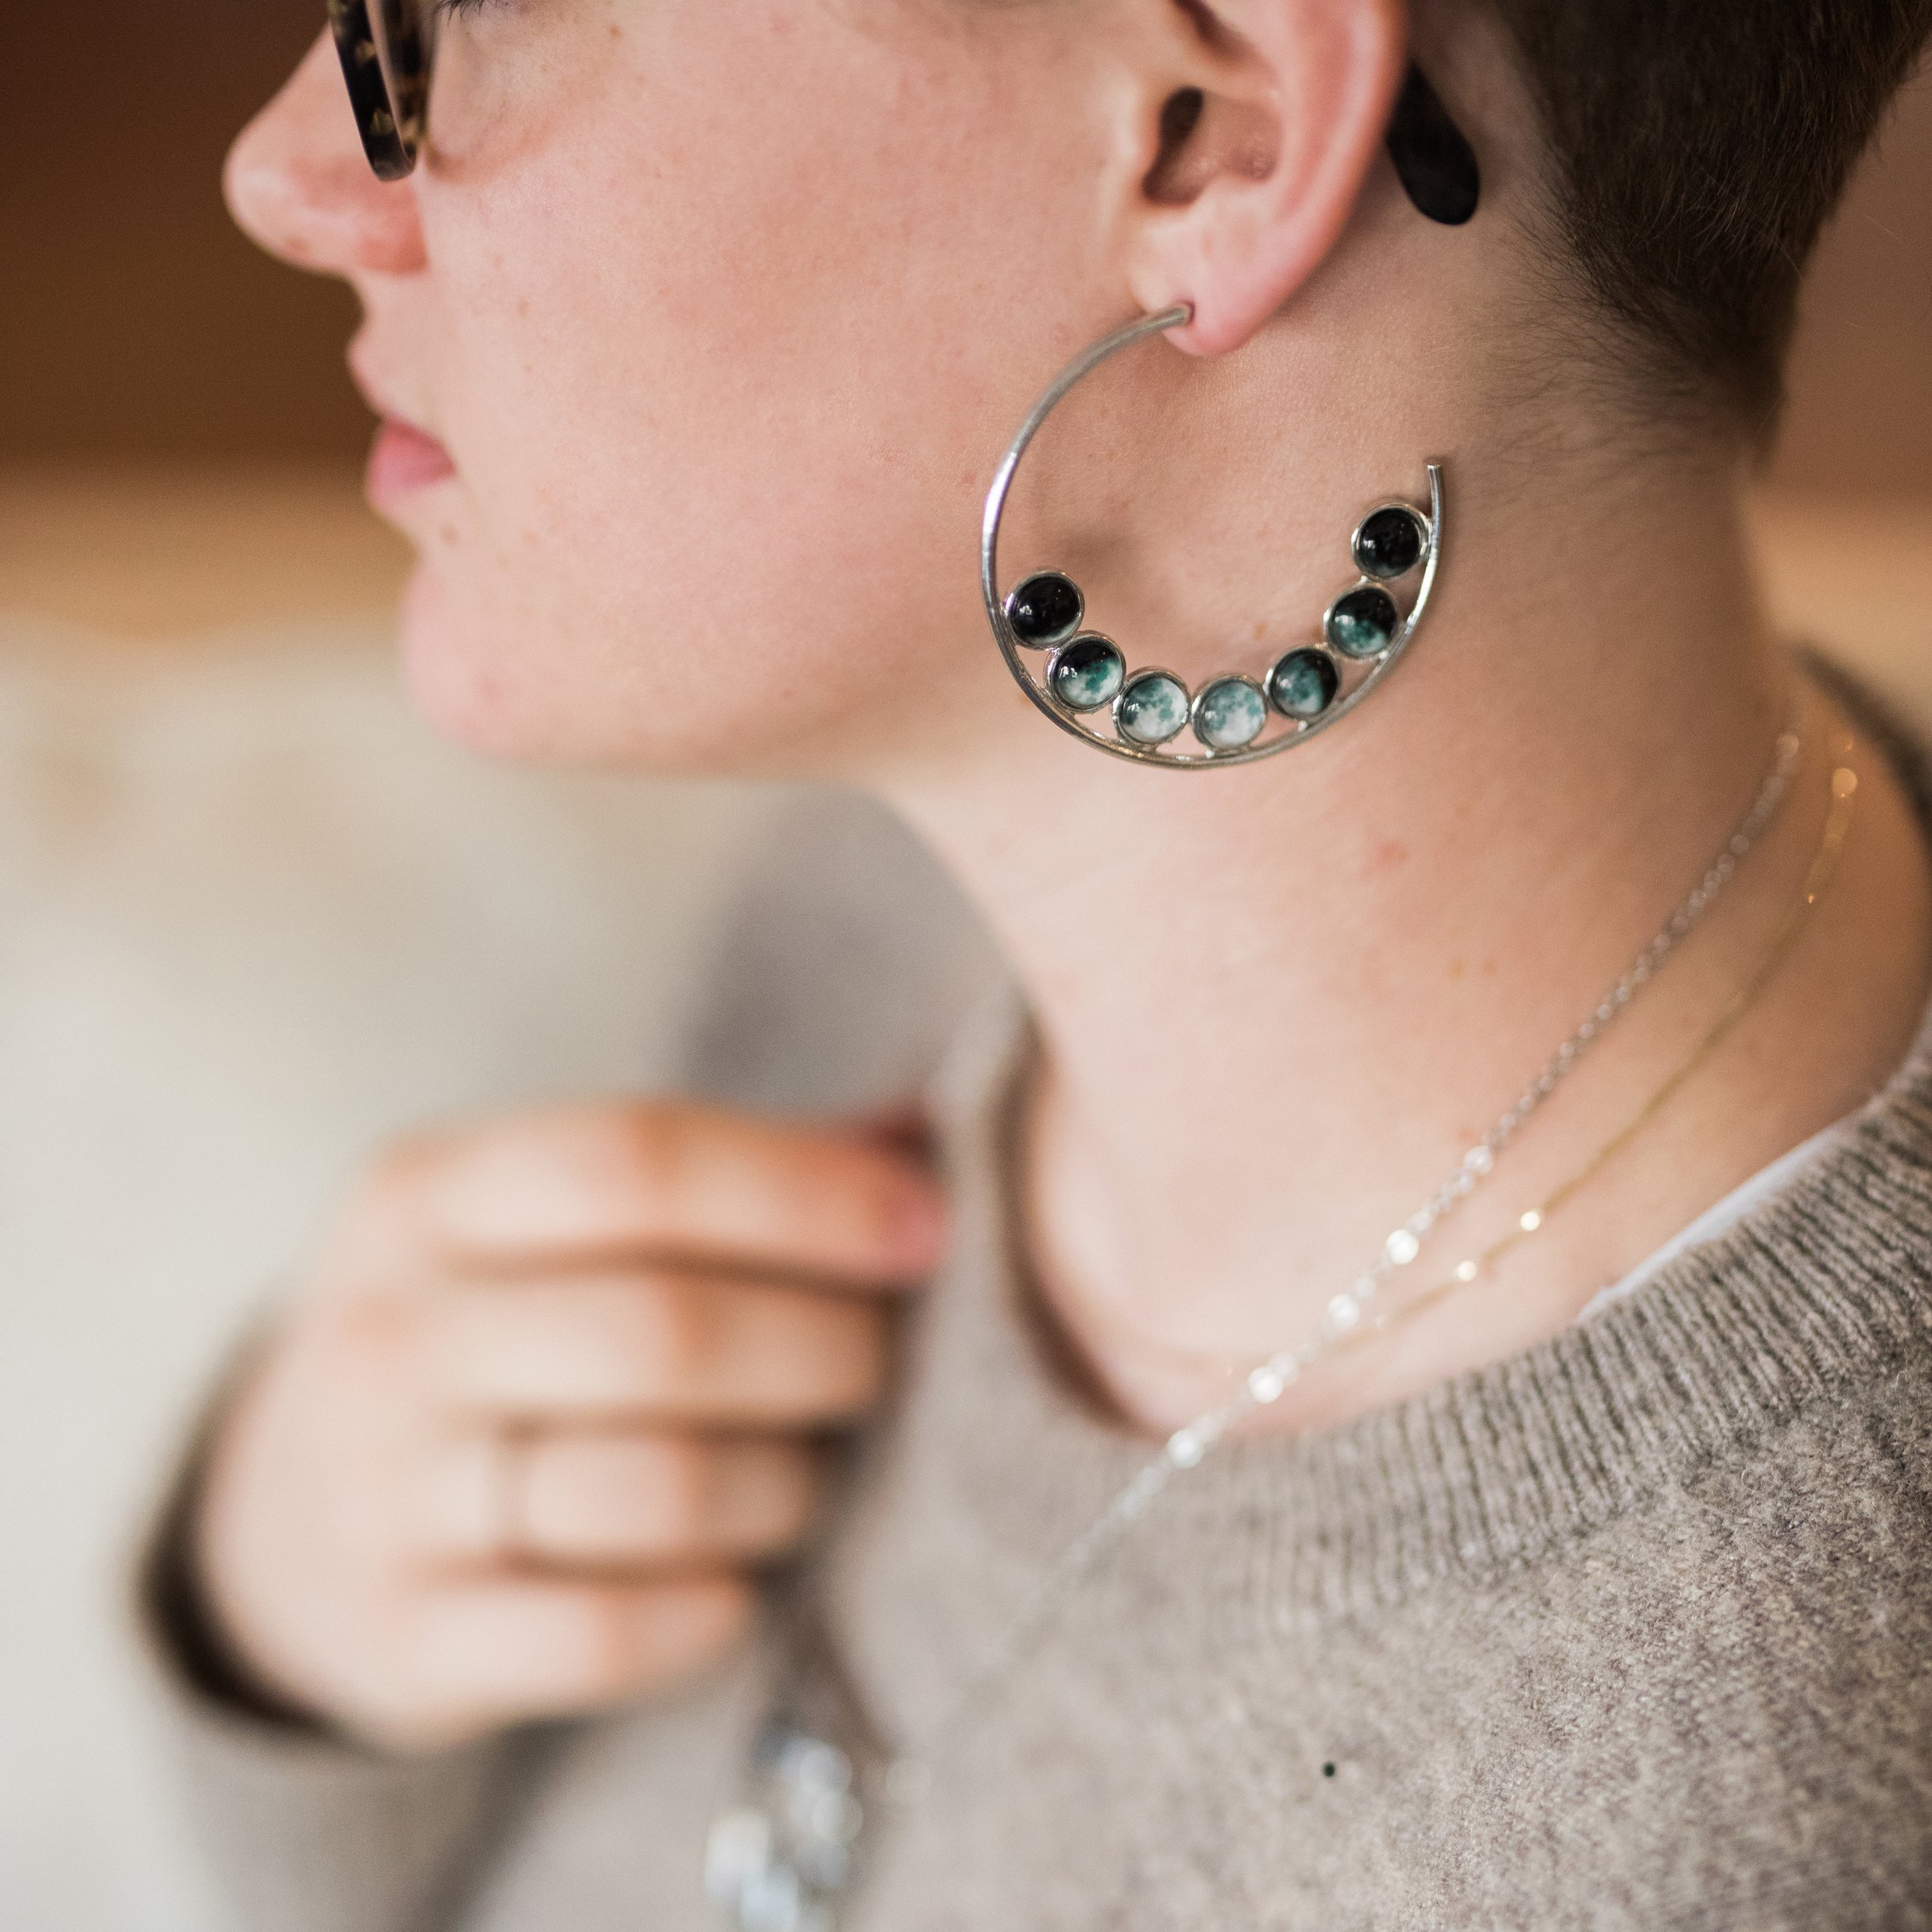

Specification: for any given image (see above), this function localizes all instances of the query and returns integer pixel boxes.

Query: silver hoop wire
[980,305,1445,769]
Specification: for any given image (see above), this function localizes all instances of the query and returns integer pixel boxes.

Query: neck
[884,439,1812,1429]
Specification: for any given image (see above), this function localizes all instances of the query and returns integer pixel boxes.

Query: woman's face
[229,0,1166,775]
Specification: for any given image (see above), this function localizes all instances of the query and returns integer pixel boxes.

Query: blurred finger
[422,1429,820,1568]
[383,1574,753,1750]
[363,1103,947,1283]
[425,1269,890,1426]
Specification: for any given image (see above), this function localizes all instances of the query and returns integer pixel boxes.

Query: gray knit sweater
[146,791,1932,1932]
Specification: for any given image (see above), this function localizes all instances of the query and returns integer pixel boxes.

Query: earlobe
[1123,0,1408,357]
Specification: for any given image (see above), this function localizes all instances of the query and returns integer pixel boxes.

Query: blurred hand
[194,1101,947,1755]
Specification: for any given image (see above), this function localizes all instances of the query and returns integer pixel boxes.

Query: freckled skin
[259,5,1160,777]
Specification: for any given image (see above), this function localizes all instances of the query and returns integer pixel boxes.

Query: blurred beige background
[0,11,1927,1931]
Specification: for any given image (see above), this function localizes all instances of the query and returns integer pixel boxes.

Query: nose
[224,31,428,279]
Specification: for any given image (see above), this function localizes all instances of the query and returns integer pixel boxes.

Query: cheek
[402,5,1097,771]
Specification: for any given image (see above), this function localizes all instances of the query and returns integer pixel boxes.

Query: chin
[393,562,559,762]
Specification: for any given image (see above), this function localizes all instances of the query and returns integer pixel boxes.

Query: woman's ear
[1119,0,1408,356]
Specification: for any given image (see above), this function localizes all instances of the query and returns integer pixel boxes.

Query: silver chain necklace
[707,722,1803,1932]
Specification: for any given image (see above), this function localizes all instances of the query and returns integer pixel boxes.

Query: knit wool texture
[150,782,1932,1932]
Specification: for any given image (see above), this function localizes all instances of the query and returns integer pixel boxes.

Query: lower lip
[367,419,457,506]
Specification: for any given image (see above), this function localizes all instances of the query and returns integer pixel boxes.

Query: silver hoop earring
[981,305,1444,768]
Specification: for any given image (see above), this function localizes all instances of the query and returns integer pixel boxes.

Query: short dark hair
[1485,0,1932,432]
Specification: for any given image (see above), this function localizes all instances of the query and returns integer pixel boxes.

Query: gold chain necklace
[1318,750,1858,1373]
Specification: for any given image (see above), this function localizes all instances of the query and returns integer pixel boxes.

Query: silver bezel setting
[982,307,1444,770]
[1112,667,1192,747]
[1003,570,1085,650]
[1265,645,1341,721]
[1190,675,1270,751]
[1351,502,1431,582]
[1321,581,1401,661]
[1046,633,1126,713]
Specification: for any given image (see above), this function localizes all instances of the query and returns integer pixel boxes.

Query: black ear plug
[1386,62,1481,226]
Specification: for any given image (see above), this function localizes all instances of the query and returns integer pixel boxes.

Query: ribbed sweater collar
[912,979,1932,1625]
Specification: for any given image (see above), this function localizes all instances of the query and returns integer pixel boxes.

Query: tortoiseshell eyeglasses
[326,0,440,183]
[325,1,1480,229]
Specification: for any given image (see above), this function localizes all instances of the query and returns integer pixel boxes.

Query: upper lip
[347,336,442,446]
